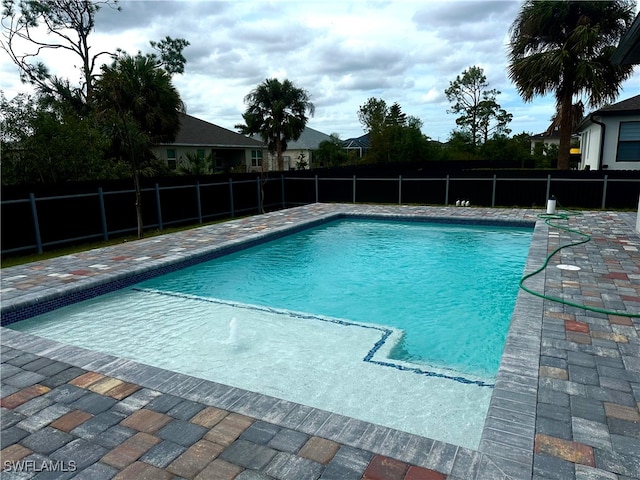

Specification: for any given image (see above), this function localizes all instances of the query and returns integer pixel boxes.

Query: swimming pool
[9,217,532,449]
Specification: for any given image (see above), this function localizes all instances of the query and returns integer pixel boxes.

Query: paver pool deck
[1,203,639,480]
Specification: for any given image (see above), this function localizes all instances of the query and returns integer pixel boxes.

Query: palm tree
[508,1,635,170]
[236,78,314,171]
[94,53,183,238]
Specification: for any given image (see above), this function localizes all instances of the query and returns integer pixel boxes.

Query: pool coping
[2,203,639,480]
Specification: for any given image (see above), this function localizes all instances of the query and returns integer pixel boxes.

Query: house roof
[595,94,640,114]
[577,95,640,131]
[281,126,333,150]
[530,127,561,140]
[342,134,371,149]
[611,13,640,65]
[249,126,332,150]
[164,113,264,148]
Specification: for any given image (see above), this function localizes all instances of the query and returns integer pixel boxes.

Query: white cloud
[1,0,638,141]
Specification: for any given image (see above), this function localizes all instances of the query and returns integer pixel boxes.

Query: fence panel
[35,193,103,246]
[400,178,448,205]
[157,184,200,228]
[1,199,37,254]
[494,178,548,208]
[318,178,352,203]
[356,178,398,204]
[230,179,260,216]
[605,179,640,209]
[199,181,232,220]
[447,178,494,207]
[282,177,315,205]
[3,171,640,257]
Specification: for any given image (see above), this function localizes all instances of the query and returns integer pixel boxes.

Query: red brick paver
[534,434,595,467]
[404,465,447,480]
[363,455,408,480]
[203,413,254,447]
[113,461,174,480]
[49,410,94,432]
[120,409,173,434]
[0,385,51,409]
[167,439,225,479]
[193,458,244,480]
[298,436,340,464]
[101,432,161,469]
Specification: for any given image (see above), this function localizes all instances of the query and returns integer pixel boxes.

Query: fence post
[445,175,450,205]
[256,176,262,213]
[492,174,497,207]
[353,175,356,203]
[154,183,163,231]
[98,187,108,241]
[195,180,203,224]
[315,175,319,203]
[29,193,43,254]
[546,174,552,201]
[281,175,285,209]
[601,174,608,210]
[398,175,402,204]
[229,178,235,217]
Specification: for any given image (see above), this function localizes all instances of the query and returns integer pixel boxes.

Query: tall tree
[236,78,315,171]
[386,102,407,127]
[357,97,388,136]
[1,0,120,103]
[508,0,635,170]
[316,134,348,167]
[93,53,183,238]
[444,66,511,147]
[0,91,118,184]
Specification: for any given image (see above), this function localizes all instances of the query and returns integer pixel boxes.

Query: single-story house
[252,126,333,170]
[152,113,265,173]
[577,95,640,171]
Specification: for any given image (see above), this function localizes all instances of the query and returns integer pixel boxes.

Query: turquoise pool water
[140,218,532,377]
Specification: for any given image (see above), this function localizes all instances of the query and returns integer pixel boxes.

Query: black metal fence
[2,169,639,257]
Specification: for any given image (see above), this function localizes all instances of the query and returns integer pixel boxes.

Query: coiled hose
[519,208,640,318]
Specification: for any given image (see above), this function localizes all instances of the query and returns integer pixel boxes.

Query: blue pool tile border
[134,287,495,388]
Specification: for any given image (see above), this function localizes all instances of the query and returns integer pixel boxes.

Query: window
[167,149,177,170]
[197,149,205,159]
[251,150,262,167]
[617,121,640,162]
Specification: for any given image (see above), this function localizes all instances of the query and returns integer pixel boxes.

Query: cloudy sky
[2,0,639,142]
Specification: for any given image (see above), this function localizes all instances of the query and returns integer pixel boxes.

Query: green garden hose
[519,208,640,318]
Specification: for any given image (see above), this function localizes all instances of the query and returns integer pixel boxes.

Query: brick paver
[1,204,639,480]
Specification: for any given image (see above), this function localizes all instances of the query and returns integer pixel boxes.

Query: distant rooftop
[166,113,264,148]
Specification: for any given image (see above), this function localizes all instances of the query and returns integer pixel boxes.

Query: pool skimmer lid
[557,264,581,271]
